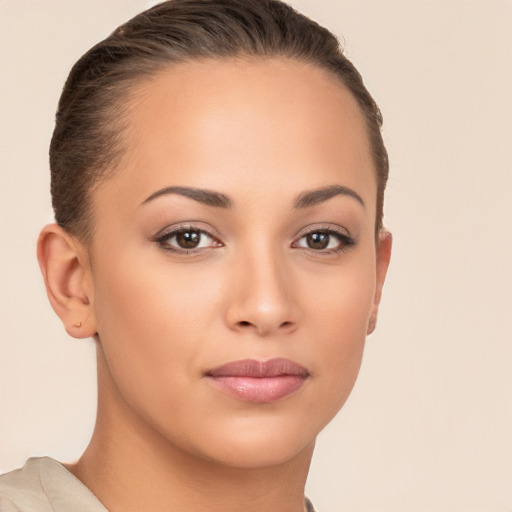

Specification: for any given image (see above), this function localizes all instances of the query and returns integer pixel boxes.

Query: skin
[38,58,391,512]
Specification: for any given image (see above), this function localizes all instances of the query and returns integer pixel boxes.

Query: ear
[367,230,392,335]
[37,224,97,339]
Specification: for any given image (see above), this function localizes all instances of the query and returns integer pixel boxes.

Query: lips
[206,358,309,403]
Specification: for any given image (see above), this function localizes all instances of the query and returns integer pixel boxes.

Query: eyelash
[153,224,356,255]
[292,226,356,255]
[154,225,222,254]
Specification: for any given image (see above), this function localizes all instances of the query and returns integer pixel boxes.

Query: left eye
[157,228,220,251]
[295,230,351,251]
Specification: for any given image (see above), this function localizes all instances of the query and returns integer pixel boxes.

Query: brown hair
[50,0,388,242]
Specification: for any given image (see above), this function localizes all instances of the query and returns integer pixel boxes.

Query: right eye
[155,226,222,253]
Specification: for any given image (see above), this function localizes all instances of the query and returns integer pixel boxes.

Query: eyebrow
[141,186,232,208]
[141,183,364,210]
[294,185,365,209]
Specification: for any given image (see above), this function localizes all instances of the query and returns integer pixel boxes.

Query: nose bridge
[225,237,297,335]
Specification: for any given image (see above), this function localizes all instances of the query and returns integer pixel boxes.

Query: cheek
[93,242,217,339]
[302,254,376,411]
[90,250,220,412]
[304,250,376,337]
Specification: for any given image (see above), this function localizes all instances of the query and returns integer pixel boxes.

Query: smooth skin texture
[38,58,391,512]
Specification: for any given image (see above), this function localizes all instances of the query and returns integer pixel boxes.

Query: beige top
[0,458,107,512]
[0,457,316,512]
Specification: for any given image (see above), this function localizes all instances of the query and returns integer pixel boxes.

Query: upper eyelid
[154,222,222,241]
[154,226,223,254]
[291,224,356,250]
[292,223,352,240]
[153,222,353,244]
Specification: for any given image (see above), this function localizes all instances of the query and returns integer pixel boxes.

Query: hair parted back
[50,0,388,242]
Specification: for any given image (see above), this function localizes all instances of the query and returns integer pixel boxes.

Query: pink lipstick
[206,358,309,403]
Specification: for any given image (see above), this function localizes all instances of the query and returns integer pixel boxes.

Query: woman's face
[84,58,390,468]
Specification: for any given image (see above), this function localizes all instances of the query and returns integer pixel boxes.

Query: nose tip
[225,257,298,336]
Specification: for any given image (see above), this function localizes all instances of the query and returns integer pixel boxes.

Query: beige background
[1,1,511,510]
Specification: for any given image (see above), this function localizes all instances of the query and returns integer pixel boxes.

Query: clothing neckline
[6,457,315,512]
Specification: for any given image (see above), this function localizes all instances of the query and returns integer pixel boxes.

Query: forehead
[100,58,376,212]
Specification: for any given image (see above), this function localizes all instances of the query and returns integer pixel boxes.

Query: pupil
[307,232,329,250]
[176,230,200,249]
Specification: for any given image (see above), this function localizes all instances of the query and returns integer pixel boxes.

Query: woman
[0,1,391,510]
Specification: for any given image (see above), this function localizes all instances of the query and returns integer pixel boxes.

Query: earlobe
[37,224,97,339]
[367,230,392,335]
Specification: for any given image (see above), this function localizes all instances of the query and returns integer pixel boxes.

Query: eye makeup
[152,221,356,258]
[292,224,356,256]
[153,223,224,254]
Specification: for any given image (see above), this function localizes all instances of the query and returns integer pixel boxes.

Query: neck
[67,349,314,512]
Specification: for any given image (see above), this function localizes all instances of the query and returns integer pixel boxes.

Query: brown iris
[306,232,330,250]
[175,229,201,249]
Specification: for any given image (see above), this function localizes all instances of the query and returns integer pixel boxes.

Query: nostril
[280,321,292,328]
[239,321,252,327]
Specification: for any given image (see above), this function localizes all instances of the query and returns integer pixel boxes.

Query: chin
[178,413,321,470]
[200,435,315,470]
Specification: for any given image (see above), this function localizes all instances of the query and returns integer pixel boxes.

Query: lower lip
[208,375,307,403]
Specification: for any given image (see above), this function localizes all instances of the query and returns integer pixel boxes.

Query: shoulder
[0,458,49,512]
[0,458,107,512]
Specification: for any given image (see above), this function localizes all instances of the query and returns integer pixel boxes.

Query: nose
[224,248,299,337]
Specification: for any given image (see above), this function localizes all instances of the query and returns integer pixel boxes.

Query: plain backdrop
[1,1,511,511]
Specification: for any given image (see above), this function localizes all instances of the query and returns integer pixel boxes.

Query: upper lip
[206,358,309,378]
